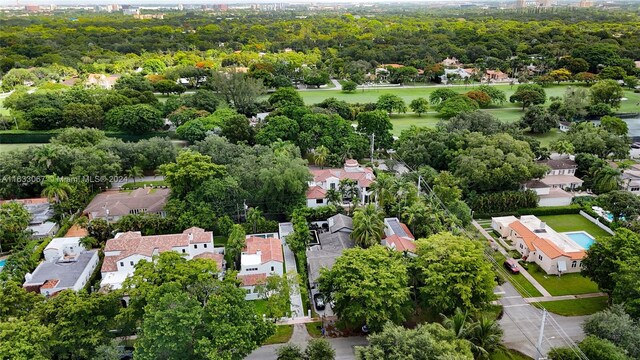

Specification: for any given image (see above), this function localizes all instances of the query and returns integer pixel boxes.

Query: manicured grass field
[263,325,294,345]
[532,296,608,316]
[527,263,600,296]
[492,250,543,298]
[298,83,640,139]
[536,214,612,239]
[305,321,324,338]
[490,349,532,360]
[0,143,41,153]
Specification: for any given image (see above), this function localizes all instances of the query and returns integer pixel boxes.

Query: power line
[391,152,587,359]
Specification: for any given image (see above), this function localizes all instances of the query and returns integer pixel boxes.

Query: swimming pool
[0,259,6,272]
[565,232,596,250]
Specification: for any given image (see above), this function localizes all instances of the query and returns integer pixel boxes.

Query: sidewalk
[278,223,307,320]
[524,292,607,303]
[473,220,551,297]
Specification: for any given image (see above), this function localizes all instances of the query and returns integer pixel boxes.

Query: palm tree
[401,200,428,236]
[593,166,621,194]
[351,204,384,248]
[246,207,263,234]
[313,145,329,169]
[41,174,73,204]
[466,316,507,359]
[127,166,144,185]
[34,145,57,170]
[369,173,397,211]
[326,188,342,206]
[442,308,470,339]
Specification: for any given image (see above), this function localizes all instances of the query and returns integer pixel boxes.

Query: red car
[504,259,520,274]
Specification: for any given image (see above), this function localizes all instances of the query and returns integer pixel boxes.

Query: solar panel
[387,218,408,238]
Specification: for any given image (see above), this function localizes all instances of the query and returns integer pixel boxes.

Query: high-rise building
[538,0,551,7]
[516,0,526,8]
[578,0,593,7]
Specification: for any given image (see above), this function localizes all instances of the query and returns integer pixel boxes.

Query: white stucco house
[523,158,584,207]
[237,236,284,300]
[621,164,640,194]
[492,215,589,275]
[23,237,99,296]
[306,159,375,208]
[100,227,225,290]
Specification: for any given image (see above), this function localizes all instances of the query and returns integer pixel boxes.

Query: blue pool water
[0,259,6,271]
[565,232,595,249]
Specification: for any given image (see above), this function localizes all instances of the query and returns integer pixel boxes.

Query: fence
[579,210,615,236]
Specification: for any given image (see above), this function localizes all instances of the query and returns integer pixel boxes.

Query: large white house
[100,227,225,290]
[492,215,588,275]
[621,164,640,194]
[23,237,99,296]
[524,158,584,207]
[306,159,375,208]
[237,236,284,300]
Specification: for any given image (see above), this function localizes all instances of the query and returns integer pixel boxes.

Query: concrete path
[473,220,552,297]
[330,78,342,90]
[498,282,587,358]
[244,335,368,360]
[524,292,607,303]
[278,223,307,320]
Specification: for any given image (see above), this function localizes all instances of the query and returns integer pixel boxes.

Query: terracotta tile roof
[41,279,60,289]
[509,221,537,250]
[306,186,327,200]
[193,252,225,270]
[244,237,284,263]
[65,224,89,238]
[101,227,213,272]
[400,223,415,240]
[310,164,375,189]
[384,235,417,253]
[509,220,585,260]
[0,197,49,205]
[84,188,170,219]
[238,273,267,286]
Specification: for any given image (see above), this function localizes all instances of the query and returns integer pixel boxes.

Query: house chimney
[188,232,193,241]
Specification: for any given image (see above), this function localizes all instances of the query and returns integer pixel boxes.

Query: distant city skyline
[1,0,495,5]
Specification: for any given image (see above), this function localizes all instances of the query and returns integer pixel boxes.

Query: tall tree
[351,204,385,248]
[319,246,410,331]
[41,174,73,204]
[414,232,496,313]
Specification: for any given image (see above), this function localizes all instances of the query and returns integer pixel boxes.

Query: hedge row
[474,205,582,219]
[0,130,177,144]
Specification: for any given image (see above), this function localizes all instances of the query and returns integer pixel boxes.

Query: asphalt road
[498,282,587,358]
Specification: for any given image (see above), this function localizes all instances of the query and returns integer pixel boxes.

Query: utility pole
[417,175,422,194]
[536,309,547,360]
[370,133,375,162]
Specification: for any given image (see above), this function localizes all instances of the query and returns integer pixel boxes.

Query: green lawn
[305,321,324,338]
[263,325,294,345]
[298,83,640,141]
[490,349,532,360]
[0,97,9,116]
[0,143,42,153]
[252,299,269,316]
[121,180,167,189]
[536,214,612,239]
[532,296,608,316]
[492,250,543,298]
[528,128,563,147]
[527,263,600,296]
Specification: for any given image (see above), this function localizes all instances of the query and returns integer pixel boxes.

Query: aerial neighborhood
[1,3,640,360]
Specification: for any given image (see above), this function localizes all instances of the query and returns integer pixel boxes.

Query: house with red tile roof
[100,227,224,290]
[381,217,416,255]
[84,188,170,222]
[307,159,375,208]
[238,235,284,300]
[492,215,589,275]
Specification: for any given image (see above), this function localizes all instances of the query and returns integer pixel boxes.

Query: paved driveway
[498,282,587,358]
